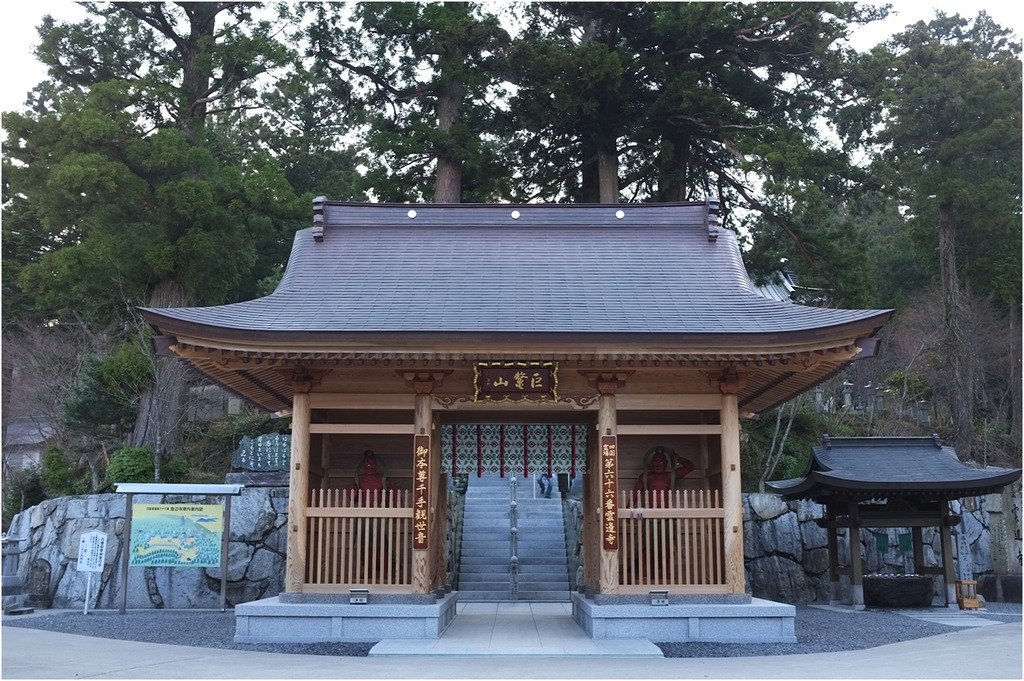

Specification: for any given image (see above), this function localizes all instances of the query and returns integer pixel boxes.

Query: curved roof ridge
[143,202,891,336]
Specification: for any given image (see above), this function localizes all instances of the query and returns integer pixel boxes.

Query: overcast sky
[1,1,1022,114]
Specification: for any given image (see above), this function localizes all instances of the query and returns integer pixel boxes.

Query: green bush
[106,445,155,484]
[164,455,190,481]
[2,467,46,531]
[182,411,291,477]
[40,447,90,497]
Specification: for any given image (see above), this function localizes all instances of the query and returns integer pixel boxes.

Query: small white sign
[77,531,107,573]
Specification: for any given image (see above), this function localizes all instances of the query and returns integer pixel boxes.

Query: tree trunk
[580,129,619,203]
[597,133,619,204]
[937,203,975,460]
[130,279,190,482]
[658,132,691,202]
[1010,319,1022,457]
[434,78,463,203]
[580,151,600,203]
[179,4,219,145]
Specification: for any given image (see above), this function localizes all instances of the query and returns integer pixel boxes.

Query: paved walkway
[2,618,1020,678]
[898,608,1007,627]
[370,602,662,656]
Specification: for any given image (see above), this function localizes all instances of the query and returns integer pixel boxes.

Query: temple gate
[142,200,892,641]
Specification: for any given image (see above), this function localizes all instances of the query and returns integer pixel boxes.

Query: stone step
[462,541,564,550]
[518,580,569,590]
[459,471,570,603]
[461,573,563,581]
[514,547,569,556]
[517,590,571,602]
[460,552,565,561]
[457,590,515,601]
[460,564,567,574]
[458,553,510,561]
[458,581,512,591]
[458,572,513,582]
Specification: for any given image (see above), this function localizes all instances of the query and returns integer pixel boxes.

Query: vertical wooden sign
[600,435,619,550]
[413,435,430,549]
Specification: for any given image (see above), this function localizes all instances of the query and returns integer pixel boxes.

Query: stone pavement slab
[369,602,663,656]
[2,622,1020,679]
[899,609,1004,627]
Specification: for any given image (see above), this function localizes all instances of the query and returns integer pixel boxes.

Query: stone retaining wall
[744,482,1022,603]
[4,489,288,609]
[5,482,1019,609]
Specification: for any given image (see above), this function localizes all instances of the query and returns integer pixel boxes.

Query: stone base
[977,574,1023,603]
[571,593,796,643]
[224,471,289,487]
[234,593,458,643]
[863,575,933,608]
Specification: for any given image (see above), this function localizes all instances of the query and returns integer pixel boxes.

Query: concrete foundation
[571,593,796,643]
[234,593,458,643]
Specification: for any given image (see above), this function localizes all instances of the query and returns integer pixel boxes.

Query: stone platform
[571,593,796,642]
[234,593,458,643]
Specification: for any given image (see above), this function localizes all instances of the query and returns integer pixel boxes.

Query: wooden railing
[304,489,413,591]
[617,489,725,593]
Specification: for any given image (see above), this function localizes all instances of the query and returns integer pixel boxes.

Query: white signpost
[77,531,107,615]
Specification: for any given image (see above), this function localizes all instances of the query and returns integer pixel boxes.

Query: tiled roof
[142,202,889,336]
[768,437,1021,500]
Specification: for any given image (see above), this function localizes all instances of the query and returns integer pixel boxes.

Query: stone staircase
[458,475,571,602]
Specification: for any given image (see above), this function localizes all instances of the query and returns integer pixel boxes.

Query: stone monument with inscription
[225,433,291,486]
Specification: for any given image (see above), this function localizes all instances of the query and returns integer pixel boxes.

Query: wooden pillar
[285,381,312,594]
[698,413,710,490]
[826,506,840,604]
[582,431,598,592]
[912,526,925,574]
[940,504,957,608]
[413,392,433,593]
[718,367,747,595]
[848,500,864,610]
[597,392,618,594]
[401,370,450,594]
[580,370,632,595]
[319,435,331,490]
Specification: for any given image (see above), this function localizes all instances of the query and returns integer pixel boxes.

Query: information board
[129,504,224,567]
[77,531,107,572]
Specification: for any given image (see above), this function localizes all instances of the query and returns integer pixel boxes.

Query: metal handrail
[509,476,519,600]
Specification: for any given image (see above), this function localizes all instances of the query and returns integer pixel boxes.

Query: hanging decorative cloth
[441,424,587,477]
[872,530,889,554]
[898,532,913,553]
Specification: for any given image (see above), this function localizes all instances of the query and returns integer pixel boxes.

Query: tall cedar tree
[246,4,362,200]
[313,2,511,203]
[2,3,304,479]
[849,13,1022,459]
[510,2,885,290]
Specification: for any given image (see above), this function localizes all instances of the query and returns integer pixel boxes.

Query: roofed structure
[767,436,1020,610]
[138,199,900,638]
[768,436,1021,501]
[141,201,892,414]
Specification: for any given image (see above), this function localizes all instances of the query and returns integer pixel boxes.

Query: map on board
[129,504,223,567]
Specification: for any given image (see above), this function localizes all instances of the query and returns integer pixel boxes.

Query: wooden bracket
[399,370,453,395]
[281,365,327,394]
[579,370,634,395]
[707,366,749,395]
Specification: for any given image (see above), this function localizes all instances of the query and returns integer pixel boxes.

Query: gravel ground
[3,602,1019,658]
[657,602,1021,657]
